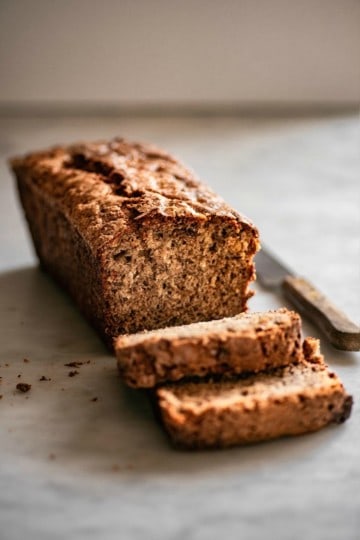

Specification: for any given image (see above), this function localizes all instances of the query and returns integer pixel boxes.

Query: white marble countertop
[0,114,359,540]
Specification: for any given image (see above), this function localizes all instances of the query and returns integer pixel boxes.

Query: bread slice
[156,338,353,448]
[10,138,259,347]
[115,308,303,388]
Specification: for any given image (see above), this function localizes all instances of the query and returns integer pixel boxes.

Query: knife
[255,247,360,351]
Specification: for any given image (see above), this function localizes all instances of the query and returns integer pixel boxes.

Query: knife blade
[256,247,360,351]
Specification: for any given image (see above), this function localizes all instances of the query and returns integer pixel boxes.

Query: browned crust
[15,176,108,337]
[10,138,260,346]
[10,138,259,252]
[156,344,353,449]
[115,308,302,388]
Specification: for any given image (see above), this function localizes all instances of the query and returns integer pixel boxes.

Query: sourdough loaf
[10,138,259,347]
[156,338,353,448]
[115,308,302,387]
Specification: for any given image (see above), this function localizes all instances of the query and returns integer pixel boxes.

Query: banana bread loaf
[115,308,302,387]
[156,338,353,448]
[10,138,260,347]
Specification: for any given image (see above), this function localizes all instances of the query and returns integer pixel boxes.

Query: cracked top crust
[10,137,259,253]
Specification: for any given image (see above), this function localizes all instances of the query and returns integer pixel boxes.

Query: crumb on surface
[23,358,30,363]
[16,382,31,393]
[49,453,56,460]
[68,370,79,377]
[17,374,21,378]
[39,376,51,381]
[91,397,98,402]
[112,464,120,471]
[65,361,83,368]
[0,395,3,399]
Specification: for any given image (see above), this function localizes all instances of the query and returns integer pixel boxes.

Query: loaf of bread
[10,138,260,346]
[115,308,303,387]
[156,338,353,448]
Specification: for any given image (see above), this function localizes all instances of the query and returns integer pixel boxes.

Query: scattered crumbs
[5,363,9,367]
[64,361,83,368]
[91,397,98,402]
[39,376,51,381]
[0,395,3,399]
[49,453,56,460]
[86,360,91,364]
[68,370,79,377]
[23,358,30,363]
[16,382,31,393]
[17,374,21,378]
[61,387,65,391]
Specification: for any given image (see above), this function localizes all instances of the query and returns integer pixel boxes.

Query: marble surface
[0,114,359,540]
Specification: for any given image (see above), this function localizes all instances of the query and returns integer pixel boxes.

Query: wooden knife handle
[282,276,360,351]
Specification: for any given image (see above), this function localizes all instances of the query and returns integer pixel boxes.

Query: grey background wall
[0,0,359,109]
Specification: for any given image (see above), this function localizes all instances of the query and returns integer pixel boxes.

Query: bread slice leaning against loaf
[10,138,259,347]
[156,338,353,449]
[115,308,303,387]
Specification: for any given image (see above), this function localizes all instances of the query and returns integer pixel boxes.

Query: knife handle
[282,276,360,351]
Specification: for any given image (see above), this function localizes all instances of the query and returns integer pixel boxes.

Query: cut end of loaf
[103,214,259,342]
